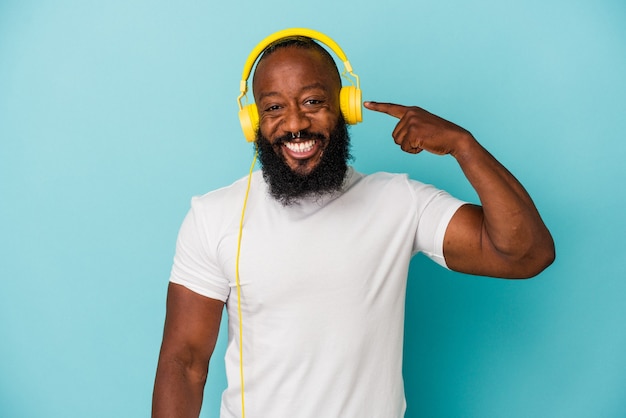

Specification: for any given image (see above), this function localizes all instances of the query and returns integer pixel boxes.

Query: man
[152,35,554,418]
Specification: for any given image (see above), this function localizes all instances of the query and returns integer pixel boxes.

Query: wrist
[451,131,479,162]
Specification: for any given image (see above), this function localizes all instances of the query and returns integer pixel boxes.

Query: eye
[304,98,324,107]
[264,104,282,112]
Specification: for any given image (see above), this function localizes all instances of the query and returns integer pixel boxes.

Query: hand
[364,101,472,156]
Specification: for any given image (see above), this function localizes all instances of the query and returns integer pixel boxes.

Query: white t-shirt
[170,167,465,418]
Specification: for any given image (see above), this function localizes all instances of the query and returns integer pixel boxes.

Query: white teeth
[284,140,315,153]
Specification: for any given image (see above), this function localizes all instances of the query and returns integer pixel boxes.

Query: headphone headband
[240,28,352,88]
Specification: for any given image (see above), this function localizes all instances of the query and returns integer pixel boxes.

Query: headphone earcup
[239,104,259,142]
[340,85,362,125]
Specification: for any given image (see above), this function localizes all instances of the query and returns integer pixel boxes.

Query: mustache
[273,130,328,145]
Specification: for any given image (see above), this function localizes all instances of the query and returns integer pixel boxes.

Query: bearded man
[153,34,554,418]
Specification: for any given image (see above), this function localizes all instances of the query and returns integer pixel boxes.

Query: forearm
[452,134,554,265]
[152,356,207,418]
[153,284,224,417]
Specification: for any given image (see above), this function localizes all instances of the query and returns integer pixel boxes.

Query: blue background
[1,0,625,417]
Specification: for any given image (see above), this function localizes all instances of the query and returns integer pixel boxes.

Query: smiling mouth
[283,139,316,154]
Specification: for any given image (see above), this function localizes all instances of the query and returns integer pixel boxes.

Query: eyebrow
[256,82,330,102]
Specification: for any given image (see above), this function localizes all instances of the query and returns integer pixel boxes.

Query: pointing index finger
[363,101,408,119]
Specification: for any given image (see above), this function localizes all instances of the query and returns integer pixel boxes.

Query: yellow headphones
[237,28,363,142]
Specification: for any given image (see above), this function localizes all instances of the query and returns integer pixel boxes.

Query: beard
[256,119,352,206]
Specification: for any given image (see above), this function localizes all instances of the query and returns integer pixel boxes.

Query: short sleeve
[410,182,466,268]
[169,198,231,302]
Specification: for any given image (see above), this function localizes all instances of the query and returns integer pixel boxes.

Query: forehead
[252,47,340,95]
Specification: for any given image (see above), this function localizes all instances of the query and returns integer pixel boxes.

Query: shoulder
[191,171,264,210]
[348,168,462,210]
[350,169,407,187]
[350,169,432,196]
[184,171,265,230]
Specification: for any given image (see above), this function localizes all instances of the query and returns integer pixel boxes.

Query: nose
[281,106,312,137]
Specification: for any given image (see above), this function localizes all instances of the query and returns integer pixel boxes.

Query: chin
[290,157,324,176]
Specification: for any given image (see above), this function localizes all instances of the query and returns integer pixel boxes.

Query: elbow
[520,247,555,279]
[512,234,556,279]
[532,237,556,277]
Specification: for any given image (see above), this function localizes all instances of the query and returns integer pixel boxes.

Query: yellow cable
[235,150,257,418]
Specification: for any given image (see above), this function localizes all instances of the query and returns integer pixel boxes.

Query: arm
[364,101,555,278]
[152,282,225,418]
